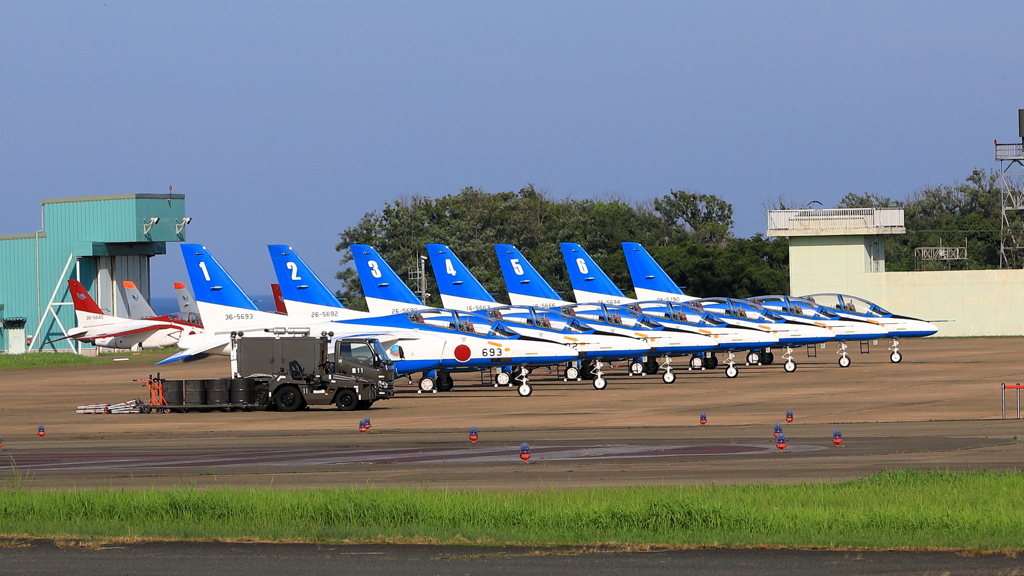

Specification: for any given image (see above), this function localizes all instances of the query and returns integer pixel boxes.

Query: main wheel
[517,382,532,397]
[784,360,797,373]
[662,371,676,384]
[274,385,305,412]
[746,351,761,365]
[565,366,580,380]
[689,356,704,370]
[438,374,454,392]
[763,352,775,365]
[495,371,511,386]
[890,351,902,363]
[419,376,437,393]
[629,361,645,375]
[725,365,738,378]
[838,355,851,368]
[706,355,719,370]
[335,389,358,411]
[645,358,660,375]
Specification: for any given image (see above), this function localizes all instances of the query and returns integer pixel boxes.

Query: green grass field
[1,470,1022,550]
[0,349,172,371]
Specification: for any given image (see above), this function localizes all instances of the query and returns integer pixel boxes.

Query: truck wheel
[274,386,305,412]
[356,400,375,410]
[335,389,358,411]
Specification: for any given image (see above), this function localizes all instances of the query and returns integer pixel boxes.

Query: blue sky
[2,2,1022,299]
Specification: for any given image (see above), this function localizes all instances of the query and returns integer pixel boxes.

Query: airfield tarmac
[1,336,1023,489]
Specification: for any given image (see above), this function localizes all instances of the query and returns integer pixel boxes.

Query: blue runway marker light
[520,442,531,463]
[699,413,707,426]
[774,423,783,438]
[469,426,479,443]
[786,410,794,423]
[833,429,843,447]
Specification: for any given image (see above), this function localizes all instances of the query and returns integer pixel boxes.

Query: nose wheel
[515,366,532,396]
[837,341,851,368]
[888,338,902,363]
[782,346,797,373]
[662,370,676,383]
[724,351,739,378]
[590,360,608,390]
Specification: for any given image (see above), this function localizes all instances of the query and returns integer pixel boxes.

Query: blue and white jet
[270,245,578,395]
[348,243,648,389]
[800,293,938,363]
[621,241,885,368]
[494,244,775,379]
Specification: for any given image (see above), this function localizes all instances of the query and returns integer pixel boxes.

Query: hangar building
[0,194,187,354]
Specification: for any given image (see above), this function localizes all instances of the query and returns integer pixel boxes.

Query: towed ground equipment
[89,333,395,414]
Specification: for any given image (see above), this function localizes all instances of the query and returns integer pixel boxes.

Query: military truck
[234,332,395,411]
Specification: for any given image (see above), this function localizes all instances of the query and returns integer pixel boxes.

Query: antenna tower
[997,109,1024,268]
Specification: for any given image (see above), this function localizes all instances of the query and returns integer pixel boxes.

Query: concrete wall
[790,237,1024,337]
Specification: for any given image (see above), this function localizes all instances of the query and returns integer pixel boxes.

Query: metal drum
[183,379,208,410]
[162,379,184,406]
[207,378,230,409]
[229,378,255,405]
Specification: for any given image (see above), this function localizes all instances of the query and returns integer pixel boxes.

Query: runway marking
[2,444,824,472]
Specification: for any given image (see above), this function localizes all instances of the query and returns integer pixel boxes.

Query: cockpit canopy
[406,309,519,337]
[750,295,839,320]
[803,293,891,317]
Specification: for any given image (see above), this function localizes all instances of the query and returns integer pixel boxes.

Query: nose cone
[885,318,939,338]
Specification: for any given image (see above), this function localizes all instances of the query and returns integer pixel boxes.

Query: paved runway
[1,541,1021,575]
[4,443,824,472]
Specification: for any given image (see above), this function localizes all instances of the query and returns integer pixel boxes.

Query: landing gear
[437,372,454,391]
[836,342,851,368]
[418,376,437,393]
[589,360,608,390]
[629,361,646,376]
[645,357,660,375]
[745,350,761,365]
[705,354,718,370]
[662,371,676,384]
[564,365,581,381]
[515,365,533,396]
[762,351,774,365]
[689,355,704,370]
[495,370,511,386]
[781,346,797,373]
[723,351,739,378]
[888,338,902,363]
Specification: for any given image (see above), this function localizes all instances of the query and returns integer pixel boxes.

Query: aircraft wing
[44,324,181,345]
[155,337,229,365]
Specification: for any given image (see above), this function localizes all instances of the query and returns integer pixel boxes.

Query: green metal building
[0,194,188,353]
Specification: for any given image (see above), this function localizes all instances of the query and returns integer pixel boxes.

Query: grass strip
[1,470,1023,550]
[0,350,172,371]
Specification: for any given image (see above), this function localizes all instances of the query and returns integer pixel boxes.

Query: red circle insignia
[454,344,472,362]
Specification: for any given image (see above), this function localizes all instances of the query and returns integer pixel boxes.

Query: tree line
[335,186,789,310]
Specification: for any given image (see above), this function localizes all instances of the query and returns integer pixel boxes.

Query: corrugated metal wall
[0,195,184,353]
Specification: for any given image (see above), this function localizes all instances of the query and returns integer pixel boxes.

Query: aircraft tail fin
[267,245,369,321]
[68,280,107,326]
[559,243,631,304]
[425,243,497,311]
[493,244,572,307]
[622,242,693,302]
[122,280,157,319]
[349,244,429,315]
[271,284,288,314]
[173,282,197,316]
[179,244,281,333]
